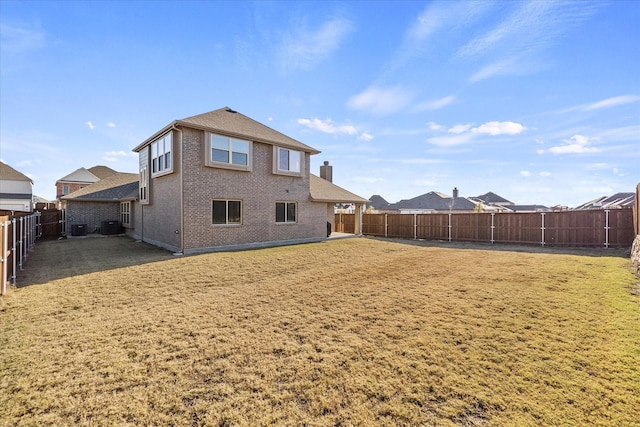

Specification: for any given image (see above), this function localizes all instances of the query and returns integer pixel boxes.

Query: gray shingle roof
[389,191,477,211]
[62,173,138,201]
[310,175,368,203]
[367,195,390,210]
[134,107,320,154]
[473,191,513,205]
[0,161,32,183]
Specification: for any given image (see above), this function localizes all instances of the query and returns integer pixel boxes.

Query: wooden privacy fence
[1,212,41,295]
[340,209,634,248]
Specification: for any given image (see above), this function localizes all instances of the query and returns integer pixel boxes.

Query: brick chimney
[320,161,333,182]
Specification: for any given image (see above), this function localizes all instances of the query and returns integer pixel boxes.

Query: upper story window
[151,132,172,177]
[139,146,150,204]
[273,147,303,176]
[206,133,252,171]
[63,185,69,195]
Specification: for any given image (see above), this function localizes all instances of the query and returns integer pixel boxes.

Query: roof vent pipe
[320,161,333,182]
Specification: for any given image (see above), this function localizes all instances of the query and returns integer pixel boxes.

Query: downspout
[171,124,184,254]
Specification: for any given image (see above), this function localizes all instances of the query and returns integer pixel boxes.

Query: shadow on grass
[15,235,175,287]
[369,236,631,258]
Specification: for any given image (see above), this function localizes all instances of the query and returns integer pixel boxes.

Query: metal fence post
[19,216,24,270]
[385,214,388,238]
[540,212,546,247]
[604,209,610,248]
[448,212,452,242]
[490,212,495,244]
[11,218,17,284]
[1,221,8,295]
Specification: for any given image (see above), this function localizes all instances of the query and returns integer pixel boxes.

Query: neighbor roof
[0,161,32,183]
[309,175,368,204]
[134,107,320,154]
[367,194,391,210]
[473,191,513,205]
[389,191,477,211]
[87,165,118,180]
[62,173,138,202]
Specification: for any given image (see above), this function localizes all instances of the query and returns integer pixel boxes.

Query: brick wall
[180,127,326,252]
[65,201,120,234]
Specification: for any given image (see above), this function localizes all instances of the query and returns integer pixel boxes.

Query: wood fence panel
[416,214,448,240]
[362,214,385,236]
[451,213,492,242]
[609,209,635,247]
[38,209,63,239]
[387,214,414,238]
[493,213,541,244]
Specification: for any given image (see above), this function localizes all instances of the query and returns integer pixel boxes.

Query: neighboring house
[56,165,117,204]
[470,191,514,212]
[0,161,33,212]
[573,193,635,210]
[387,190,477,214]
[366,195,392,213]
[62,172,139,235]
[95,106,369,254]
[505,205,551,213]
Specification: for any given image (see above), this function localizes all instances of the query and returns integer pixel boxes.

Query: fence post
[11,218,17,284]
[604,209,610,248]
[1,221,8,295]
[413,214,417,240]
[540,212,546,247]
[448,212,452,242]
[385,214,388,238]
[490,213,495,244]
[19,216,24,270]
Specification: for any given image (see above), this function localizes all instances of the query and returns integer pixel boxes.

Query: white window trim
[275,201,298,224]
[151,132,173,178]
[139,167,149,204]
[273,146,303,177]
[212,199,243,226]
[205,132,253,172]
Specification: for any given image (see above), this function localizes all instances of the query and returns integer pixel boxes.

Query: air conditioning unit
[70,224,87,236]
[101,220,121,235]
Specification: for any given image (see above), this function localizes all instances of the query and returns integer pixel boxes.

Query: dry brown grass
[1,236,639,426]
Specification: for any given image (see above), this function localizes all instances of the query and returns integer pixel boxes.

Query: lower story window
[276,202,297,223]
[120,201,131,227]
[212,199,242,225]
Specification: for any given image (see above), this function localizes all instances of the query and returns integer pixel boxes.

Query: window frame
[205,132,253,172]
[212,199,243,226]
[273,146,303,177]
[151,132,173,177]
[120,201,131,227]
[275,201,297,224]
[62,184,69,195]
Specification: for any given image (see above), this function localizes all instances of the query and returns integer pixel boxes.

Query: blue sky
[1,0,638,207]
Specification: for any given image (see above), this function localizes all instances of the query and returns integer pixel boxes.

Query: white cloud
[0,22,45,53]
[347,85,413,116]
[279,17,353,72]
[297,118,357,135]
[104,150,129,157]
[448,124,472,134]
[584,95,640,111]
[472,121,526,136]
[414,95,455,111]
[358,132,373,142]
[520,170,531,177]
[85,121,95,130]
[428,122,443,131]
[427,133,475,147]
[548,134,600,154]
[107,122,116,128]
[536,149,545,155]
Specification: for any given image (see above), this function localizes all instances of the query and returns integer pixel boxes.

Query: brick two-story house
[127,107,367,254]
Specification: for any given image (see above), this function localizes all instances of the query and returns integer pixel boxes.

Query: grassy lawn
[1,236,639,426]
